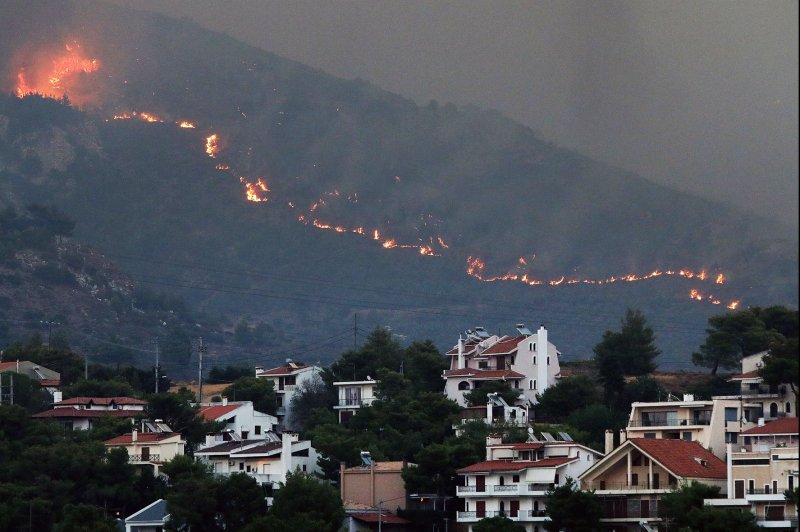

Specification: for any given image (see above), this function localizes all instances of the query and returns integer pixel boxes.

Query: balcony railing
[628,418,710,428]
[524,510,548,519]
[582,481,672,491]
[493,485,519,493]
[337,398,365,407]
[457,486,480,494]
[528,483,555,492]
[129,454,161,463]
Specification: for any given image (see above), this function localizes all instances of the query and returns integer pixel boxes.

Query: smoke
[103,0,798,228]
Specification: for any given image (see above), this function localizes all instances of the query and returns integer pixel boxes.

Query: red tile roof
[33,408,141,419]
[742,417,799,435]
[446,341,480,356]
[0,362,18,371]
[57,396,147,406]
[491,442,545,451]
[482,336,525,355]
[629,439,726,479]
[443,368,525,379]
[198,404,240,421]
[258,363,311,375]
[457,457,577,473]
[728,371,760,381]
[38,379,61,387]
[105,432,182,445]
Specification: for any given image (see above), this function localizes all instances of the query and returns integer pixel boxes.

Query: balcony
[129,454,161,463]
[335,398,368,408]
[524,510,549,521]
[628,418,710,428]
[457,485,481,494]
[457,511,521,522]
[528,483,555,493]
[582,481,672,492]
[493,485,520,495]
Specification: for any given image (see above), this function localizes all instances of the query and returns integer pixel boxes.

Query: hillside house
[443,325,561,408]
[32,394,146,431]
[706,417,799,530]
[333,378,378,423]
[194,431,319,503]
[255,361,322,427]
[340,458,413,512]
[104,422,186,475]
[724,351,797,420]
[0,360,60,397]
[197,398,278,441]
[579,438,727,530]
[456,433,601,531]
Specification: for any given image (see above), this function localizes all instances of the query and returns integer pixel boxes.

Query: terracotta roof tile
[198,404,240,421]
[457,457,577,473]
[104,432,182,445]
[742,417,798,435]
[482,336,525,355]
[728,371,760,381]
[57,396,147,406]
[32,408,141,419]
[258,363,311,375]
[350,512,411,524]
[629,439,726,479]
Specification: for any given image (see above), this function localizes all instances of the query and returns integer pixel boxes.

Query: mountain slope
[0,0,796,369]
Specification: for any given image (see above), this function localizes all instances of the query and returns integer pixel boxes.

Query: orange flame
[727,300,740,310]
[240,177,269,202]
[15,40,100,106]
[179,121,196,128]
[206,134,219,158]
[715,273,725,285]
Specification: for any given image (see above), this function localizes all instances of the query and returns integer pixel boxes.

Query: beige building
[579,438,727,530]
[104,426,186,475]
[725,351,797,420]
[340,460,412,512]
[706,417,799,530]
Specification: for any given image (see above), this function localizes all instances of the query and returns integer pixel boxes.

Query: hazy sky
[109,0,798,227]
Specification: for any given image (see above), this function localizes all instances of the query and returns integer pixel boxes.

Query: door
[652,473,660,489]
[141,446,150,461]
[476,501,485,518]
[641,500,650,518]
[734,480,744,498]
[476,476,485,492]
[510,500,519,518]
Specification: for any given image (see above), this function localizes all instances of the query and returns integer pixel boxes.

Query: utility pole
[198,337,206,404]
[84,353,88,380]
[9,374,13,405]
[353,313,357,349]
[154,339,160,394]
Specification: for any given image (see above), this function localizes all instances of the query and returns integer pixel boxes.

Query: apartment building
[333,378,378,423]
[255,361,322,427]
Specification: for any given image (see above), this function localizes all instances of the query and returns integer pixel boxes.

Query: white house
[194,431,320,504]
[443,325,561,408]
[197,399,278,441]
[456,433,601,531]
[255,361,323,427]
[724,351,797,420]
[333,378,378,423]
[32,395,146,431]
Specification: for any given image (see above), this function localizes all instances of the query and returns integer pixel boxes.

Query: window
[748,479,754,494]
[255,425,261,435]
[547,356,550,365]
[458,381,471,391]
[631,473,638,486]
[529,380,534,390]
[242,431,249,440]
[240,462,244,471]
[724,407,738,422]
[533,356,536,365]
[533,380,537,390]
[644,432,656,439]
[787,402,792,414]
[512,475,520,483]
[725,432,737,443]
[682,432,692,441]
[532,343,536,352]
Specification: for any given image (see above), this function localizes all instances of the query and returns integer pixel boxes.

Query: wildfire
[466,256,740,308]
[14,40,100,106]
[206,134,219,158]
[240,177,269,202]
[179,121,196,128]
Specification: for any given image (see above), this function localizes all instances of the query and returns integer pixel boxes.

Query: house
[197,398,278,441]
[455,393,529,435]
[104,422,186,475]
[343,508,412,531]
[123,498,169,532]
[725,351,797,420]
[340,457,413,512]
[333,377,378,423]
[32,394,146,431]
[705,417,799,530]
[254,361,322,427]
[624,394,762,459]
[194,431,319,503]
[0,360,61,397]
[579,438,727,530]
[443,324,561,408]
[456,433,602,531]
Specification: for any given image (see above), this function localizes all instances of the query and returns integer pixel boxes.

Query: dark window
[512,475,519,483]
[255,425,261,435]
[631,474,639,486]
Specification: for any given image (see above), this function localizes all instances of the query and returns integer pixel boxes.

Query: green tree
[660,482,721,529]
[759,337,799,412]
[565,404,626,453]
[544,477,602,531]
[681,505,762,531]
[692,308,785,375]
[473,515,526,532]
[266,472,345,532]
[593,310,660,402]
[52,503,117,532]
[534,375,602,422]
[221,376,277,415]
[287,373,337,434]
[328,327,402,382]
[621,375,666,405]
[402,340,448,393]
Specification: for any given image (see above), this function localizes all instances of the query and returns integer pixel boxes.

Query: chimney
[132,429,138,442]
[53,391,63,403]
[486,434,502,460]
[281,432,298,478]
[619,429,627,445]
[605,429,614,454]
[536,325,548,394]
[757,417,765,426]
[222,396,228,406]
[205,434,215,446]
[457,336,465,370]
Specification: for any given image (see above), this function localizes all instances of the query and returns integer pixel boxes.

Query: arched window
[529,380,534,390]
[770,402,779,418]
[787,402,792,414]
[458,381,471,391]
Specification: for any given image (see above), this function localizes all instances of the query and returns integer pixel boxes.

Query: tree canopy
[544,477,602,532]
